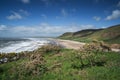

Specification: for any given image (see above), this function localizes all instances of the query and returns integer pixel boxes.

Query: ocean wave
[0,38,50,53]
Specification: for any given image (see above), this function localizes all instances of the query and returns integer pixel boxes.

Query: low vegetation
[59,24,120,44]
[0,43,120,80]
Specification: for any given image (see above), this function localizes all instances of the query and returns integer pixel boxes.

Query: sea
[0,38,52,53]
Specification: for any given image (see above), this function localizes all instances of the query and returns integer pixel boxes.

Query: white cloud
[21,0,30,4]
[6,11,22,20]
[105,10,120,20]
[0,23,95,37]
[12,26,38,33]
[0,25,7,31]
[19,9,29,16]
[56,9,68,19]
[93,16,101,21]
[117,1,120,7]
[41,14,47,19]
[61,9,68,17]
[6,10,29,20]
[79,25,95,29]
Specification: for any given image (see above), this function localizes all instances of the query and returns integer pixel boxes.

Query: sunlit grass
[0,44,120,80]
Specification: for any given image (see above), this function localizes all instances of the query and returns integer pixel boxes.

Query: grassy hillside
[0,44,120,80]
[89,25,120,41]
[59,24,120,44]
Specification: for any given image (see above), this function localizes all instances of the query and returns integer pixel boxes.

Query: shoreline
[51,39,86,50]
[0,39,120,64]
[0,38,120,54]
[52,39,120,52]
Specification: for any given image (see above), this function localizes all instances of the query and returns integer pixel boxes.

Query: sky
[0,0,120,37]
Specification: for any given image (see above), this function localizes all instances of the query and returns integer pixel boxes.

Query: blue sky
[0,0,120,37]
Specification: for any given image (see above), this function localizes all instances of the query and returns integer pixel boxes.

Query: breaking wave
[0,38,50,53]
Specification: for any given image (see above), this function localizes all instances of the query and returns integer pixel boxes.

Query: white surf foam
[0,38,50,53]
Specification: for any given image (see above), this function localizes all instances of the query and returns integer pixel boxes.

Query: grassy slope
[89,25,120,42]
[0,48,120,80]
[59,29,101,43]
[42,50,120,80]
[104,35,120,44]
[0,59,29,80]
[59,25,120,44]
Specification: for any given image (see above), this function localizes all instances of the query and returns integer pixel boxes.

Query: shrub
[12,53,47,78]
[7,53,17,62]
[71,43,107,69]
[0,67,4,73]
[39,44,62,53]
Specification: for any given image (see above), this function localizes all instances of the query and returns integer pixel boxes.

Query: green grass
[41,50,120,80]
[0,48,120,80]
[104,36,120,44]
[0,58,28,80]
[86,52,120,80]
[59,37,93,43]
[59,25,120,44]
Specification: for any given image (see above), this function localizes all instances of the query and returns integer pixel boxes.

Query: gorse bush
[0,51,32,64]
[91,40,111,52]
[72,42,107,70]
[0,45,63,79]
[39,44,62,53]
[0,44,62,64]
[0,53,17,63]
[11,53,47,79]
[83,42,102,52]
[0,44,120,80]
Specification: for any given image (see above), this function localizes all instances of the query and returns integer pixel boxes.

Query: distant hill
[59,24,120,44]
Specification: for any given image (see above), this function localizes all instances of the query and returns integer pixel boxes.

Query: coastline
[0,38,119,54]
[51,39,86,50]
[52,39,120,52]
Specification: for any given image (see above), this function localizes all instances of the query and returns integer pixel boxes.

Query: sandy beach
[50,39,86,50]
[51,39,120,52]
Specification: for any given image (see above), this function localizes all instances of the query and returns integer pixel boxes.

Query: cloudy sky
[0,0,120,37]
